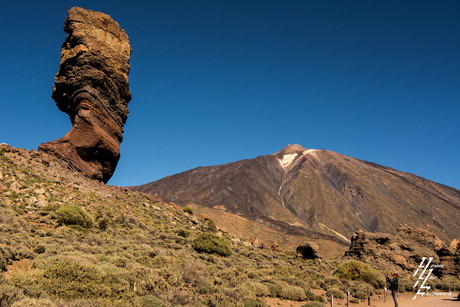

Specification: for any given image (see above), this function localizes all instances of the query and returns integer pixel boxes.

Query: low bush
[33,245,46,254]
[23,285,44,299]
[279,285,307,301]
[56,204,93,229]
[354,290,367,300]
[182,207,194,215]
[0,244,14,271]
[301,301,323,307]
[177,228,190,238]
[68,224,89,235]
[304,289,317,301]
[242,298,268,307]
[326,287,345,299]
[11,298,57,307]
[97,217,110,230]
[40,260,129,301]
[192,232,233,256]
[350,298,360,304]
[252,282,270,297]
[333,260,384,287]
[207,219,218,232]
[133,295,166,307]
[0,284,24,306]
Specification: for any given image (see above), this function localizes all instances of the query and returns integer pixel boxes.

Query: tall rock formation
[39,7,131,183]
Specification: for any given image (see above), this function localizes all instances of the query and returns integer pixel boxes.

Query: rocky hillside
[134,144,460,247]
[0,143,335,306]
[1,143,459,307]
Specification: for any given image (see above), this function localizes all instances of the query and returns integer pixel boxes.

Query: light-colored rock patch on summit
[278,153,298,169]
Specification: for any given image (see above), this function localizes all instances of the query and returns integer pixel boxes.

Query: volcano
[133,145,460,247]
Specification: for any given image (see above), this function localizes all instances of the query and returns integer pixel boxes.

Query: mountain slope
[134,145,460,244]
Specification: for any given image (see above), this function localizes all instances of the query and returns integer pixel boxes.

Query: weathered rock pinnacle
[39,7,132,183]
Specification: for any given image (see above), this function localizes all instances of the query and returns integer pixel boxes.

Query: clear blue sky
[1,1,459,189]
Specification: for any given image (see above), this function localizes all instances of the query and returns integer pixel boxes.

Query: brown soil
[263,292,460,307]
[5,259,34,275]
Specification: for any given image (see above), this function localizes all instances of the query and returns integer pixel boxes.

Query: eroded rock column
[39,7,131,183]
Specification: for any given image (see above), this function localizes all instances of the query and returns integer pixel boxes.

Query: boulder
[144,194,156,203]
[39,7,131,183]
[271,243,283,253]
[296,242,321,259]
[197,214,211,221]
[247,236,261,247]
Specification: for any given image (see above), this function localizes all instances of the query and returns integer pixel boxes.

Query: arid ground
[264,291,459,307]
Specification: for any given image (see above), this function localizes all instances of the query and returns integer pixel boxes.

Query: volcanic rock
[296,242,321,259]
[344,225,460,276]
[39,7,131,183]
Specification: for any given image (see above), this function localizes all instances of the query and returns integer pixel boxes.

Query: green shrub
[252,282,270,297]
[33,245,46,255]
[97,217,110,230]
[40,260,129,300]
[133,295,166,307]
[326,287,345,299]
[333,260,384,287]
[207,219,218,232]
[354,290,367,300]
[192,232,233,256]
[23,286,44,299]
[304,289,317,301]
[0,284,24,306]
[183,207,194,215]
[11,298,57,307]
[177,228,190,238]
[301,301,323,307]
[279,285,307,301]
[350,298,359,304]
[0,244,14,271]
[56,204,93,229]
[42,203,61,212]
[112,257,128,268]
[68,224,89,235]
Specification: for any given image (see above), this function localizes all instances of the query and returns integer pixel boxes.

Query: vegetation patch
[333,260,384,287]
[56,204,93,229]
[182,207,194,215]
[41,260,129,300]
[192,232,233,256]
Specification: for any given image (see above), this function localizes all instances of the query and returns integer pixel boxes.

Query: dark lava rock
[296,242,321,259]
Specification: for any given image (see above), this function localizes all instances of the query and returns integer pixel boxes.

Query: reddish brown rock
[168,202,180,211]
[197,214,212,221]
[261,241,270,250]
[39,7,131,183]
[344,225,459,276]
[144,194,156,203]
[449,239,459,252]
[271,243,283,253]
[247,236,261,247]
